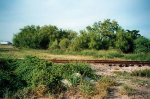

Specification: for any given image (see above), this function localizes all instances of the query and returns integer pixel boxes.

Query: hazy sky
[0,0,150,41]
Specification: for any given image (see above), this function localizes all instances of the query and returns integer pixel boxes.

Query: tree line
[13,19,150,53]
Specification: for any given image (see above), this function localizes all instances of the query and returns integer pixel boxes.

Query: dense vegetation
[1,56,107,98]
[13,19,150,53]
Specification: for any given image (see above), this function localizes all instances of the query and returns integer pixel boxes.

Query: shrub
[15,56,53,88]
[0,58,25,98]
[1,56,99,98]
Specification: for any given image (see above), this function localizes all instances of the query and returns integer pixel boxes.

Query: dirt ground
[90,63,150,76]
[90,64,150,99]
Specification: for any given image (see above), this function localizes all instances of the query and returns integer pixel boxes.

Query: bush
[15,56,53,88]
[1,56,99,98]
[14,56,98,95]
[0,58,25,98]
[134,36,150,53]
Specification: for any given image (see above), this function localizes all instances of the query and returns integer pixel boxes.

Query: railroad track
[49,59,150,67]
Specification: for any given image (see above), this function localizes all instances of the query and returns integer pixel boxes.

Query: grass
[93,76,116,98]
[1,45,149,98]
[124,53,150,61]
[49,49,125,59]
[120,84,136,96]
[131,69,150,78]
[63,76,116,99]
[1,45,150,61]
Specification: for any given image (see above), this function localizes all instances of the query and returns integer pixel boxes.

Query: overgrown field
[0,56,115,98]
[1,55,150,98]
[1,45,150,98]
[0,45,150,61]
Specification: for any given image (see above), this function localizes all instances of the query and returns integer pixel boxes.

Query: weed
[131,69,150,77]
[79,80,95,95]
[0,56,99,98]
[121,85,136,95]
[94,76,116,98]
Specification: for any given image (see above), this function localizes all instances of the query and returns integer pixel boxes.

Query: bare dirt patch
[90,64,150,99]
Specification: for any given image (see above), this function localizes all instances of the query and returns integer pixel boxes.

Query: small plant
[93,76,116,98]
[79,80,95,95]
[121,85,136,95]
[131,69,150,77]
[106,52,124,58]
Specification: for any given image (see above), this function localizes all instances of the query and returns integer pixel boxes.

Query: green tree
[59,38,70,50]
[134,36,150,53]
[80,19,119,50]
[49,39,59,49]
[13,25,41,48]
[115,28,139,53]
[115,29,130,53]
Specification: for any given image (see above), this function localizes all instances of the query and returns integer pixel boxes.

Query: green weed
[131,69,150,77]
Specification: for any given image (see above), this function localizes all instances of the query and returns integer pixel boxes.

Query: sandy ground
[90,63,150,76]
[90,64,150,99]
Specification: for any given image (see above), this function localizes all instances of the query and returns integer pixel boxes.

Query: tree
[80,19,119,50]
[13,25,77,49]
[115,29,130,53]
[134,36,150,53]
[13,25,41,48]
[49,40,59,49]
[59,38,70,50]
[13,19,148,54]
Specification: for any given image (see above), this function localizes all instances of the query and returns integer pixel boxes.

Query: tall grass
[1,45,150,61]
[48,49,125,59]
[48,49,150,61]
[131,69,150,77]
[124,53,150,61]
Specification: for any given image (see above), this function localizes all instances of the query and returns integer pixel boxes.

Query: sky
[0,0,150,41]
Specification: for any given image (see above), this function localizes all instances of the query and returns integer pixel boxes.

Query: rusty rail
[49,59,150,66]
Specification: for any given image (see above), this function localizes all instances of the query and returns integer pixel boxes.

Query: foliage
[93,76,116,98]
[124,53,150,61]
[12,19,150,54]
[49,39,60,49]
[131,69,150,77]
[134,36,150,53]
[15,56,53,88]
[59,38,70,50]
[0,58,25,97]
[13,25,77,49]
[0,56,98,98]
[121,85,136,95]
[79,80,95,95]
[115,29,140,53]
